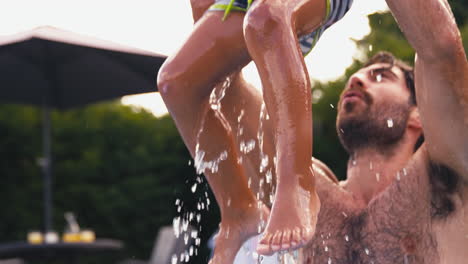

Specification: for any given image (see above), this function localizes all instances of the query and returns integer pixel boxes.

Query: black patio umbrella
[0,26,166,233]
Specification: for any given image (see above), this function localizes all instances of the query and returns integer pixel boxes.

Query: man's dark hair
[364,51,416,106]
[364,51,423,151]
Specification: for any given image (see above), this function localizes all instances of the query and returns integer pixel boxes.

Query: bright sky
[0,0,388,117]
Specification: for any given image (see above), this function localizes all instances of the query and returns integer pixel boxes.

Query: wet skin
[299,62,468,263]
[158,0,330,259]
[241,62,467,263]
[202,60,467,263]
[157,0,468,262]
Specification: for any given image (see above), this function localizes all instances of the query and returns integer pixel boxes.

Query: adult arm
[386,0,468,178]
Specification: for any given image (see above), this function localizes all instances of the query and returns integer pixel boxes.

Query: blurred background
[0,0,467,263]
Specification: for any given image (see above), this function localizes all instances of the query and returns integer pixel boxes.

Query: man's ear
[408,108,422,130]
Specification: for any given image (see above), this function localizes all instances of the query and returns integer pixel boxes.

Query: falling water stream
[171,75,301,263]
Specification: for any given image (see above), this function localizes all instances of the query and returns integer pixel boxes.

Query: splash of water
[194,148,228,175]
[194,76,233,175]
[257,103,271,174]
[276,250,300,264]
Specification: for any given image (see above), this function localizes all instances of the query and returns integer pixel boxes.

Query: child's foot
[209,202,270,264]
[256,181,320,256]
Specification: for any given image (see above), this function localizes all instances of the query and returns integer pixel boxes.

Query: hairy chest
[302,176,438,263]
[303,210,437,264]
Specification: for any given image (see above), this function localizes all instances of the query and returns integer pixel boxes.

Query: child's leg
[157,9,268,264]
[243,0,328,255]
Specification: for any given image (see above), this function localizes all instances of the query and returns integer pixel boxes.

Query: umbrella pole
[42,106,53,233]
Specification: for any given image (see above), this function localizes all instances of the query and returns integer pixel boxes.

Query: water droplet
[182,219,189,232]
[238,110,245,122]
[175,199,180,205]
[189,246,194,256]
[188,160,192,166]
[365,248,370,255]
[330,104,334,109]
[227,198,231,207]
[173,217,181,238]
[387,118,394,128]
[376,74,382,82]
[403,168,408,175]
[266,169,273,184]
[210,104,219,110]
[369,161,373,170]
[376,173,380,182]
[240,139,256,154]
[342,212,348,217]
[325,246,329,252]
[191,183,197,193]
[345,235,349,242]
[397,171,401,181]
[171,254,178,264]
[328,257,332,264]
[260,155,269,173]
[269,193,275,203]
[369,45,373,51]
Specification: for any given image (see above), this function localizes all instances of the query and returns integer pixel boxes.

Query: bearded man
[159,0,467,262]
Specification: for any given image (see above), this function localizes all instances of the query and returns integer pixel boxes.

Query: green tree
[0,103,219,263]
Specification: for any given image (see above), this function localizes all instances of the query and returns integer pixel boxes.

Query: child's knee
[243,2,289,42]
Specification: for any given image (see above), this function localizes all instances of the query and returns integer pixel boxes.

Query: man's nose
[349,75,365,90]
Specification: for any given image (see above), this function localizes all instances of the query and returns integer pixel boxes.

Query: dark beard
[336,100,411,156]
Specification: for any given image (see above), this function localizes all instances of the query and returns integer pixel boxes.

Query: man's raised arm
[385,0,463,61]
[386,0,468,176]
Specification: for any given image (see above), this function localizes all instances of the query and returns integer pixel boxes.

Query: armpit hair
[428,161,460,219]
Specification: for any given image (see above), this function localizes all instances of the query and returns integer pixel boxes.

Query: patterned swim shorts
[209,0,353,56]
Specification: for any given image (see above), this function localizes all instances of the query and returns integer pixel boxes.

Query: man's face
[336,63,413,153]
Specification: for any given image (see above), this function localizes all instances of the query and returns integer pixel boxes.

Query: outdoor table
[0,239,123,263]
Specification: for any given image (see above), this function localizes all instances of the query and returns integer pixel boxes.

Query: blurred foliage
[0,103,219,263]
[450,0,468,27]
[0,2,467,264]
